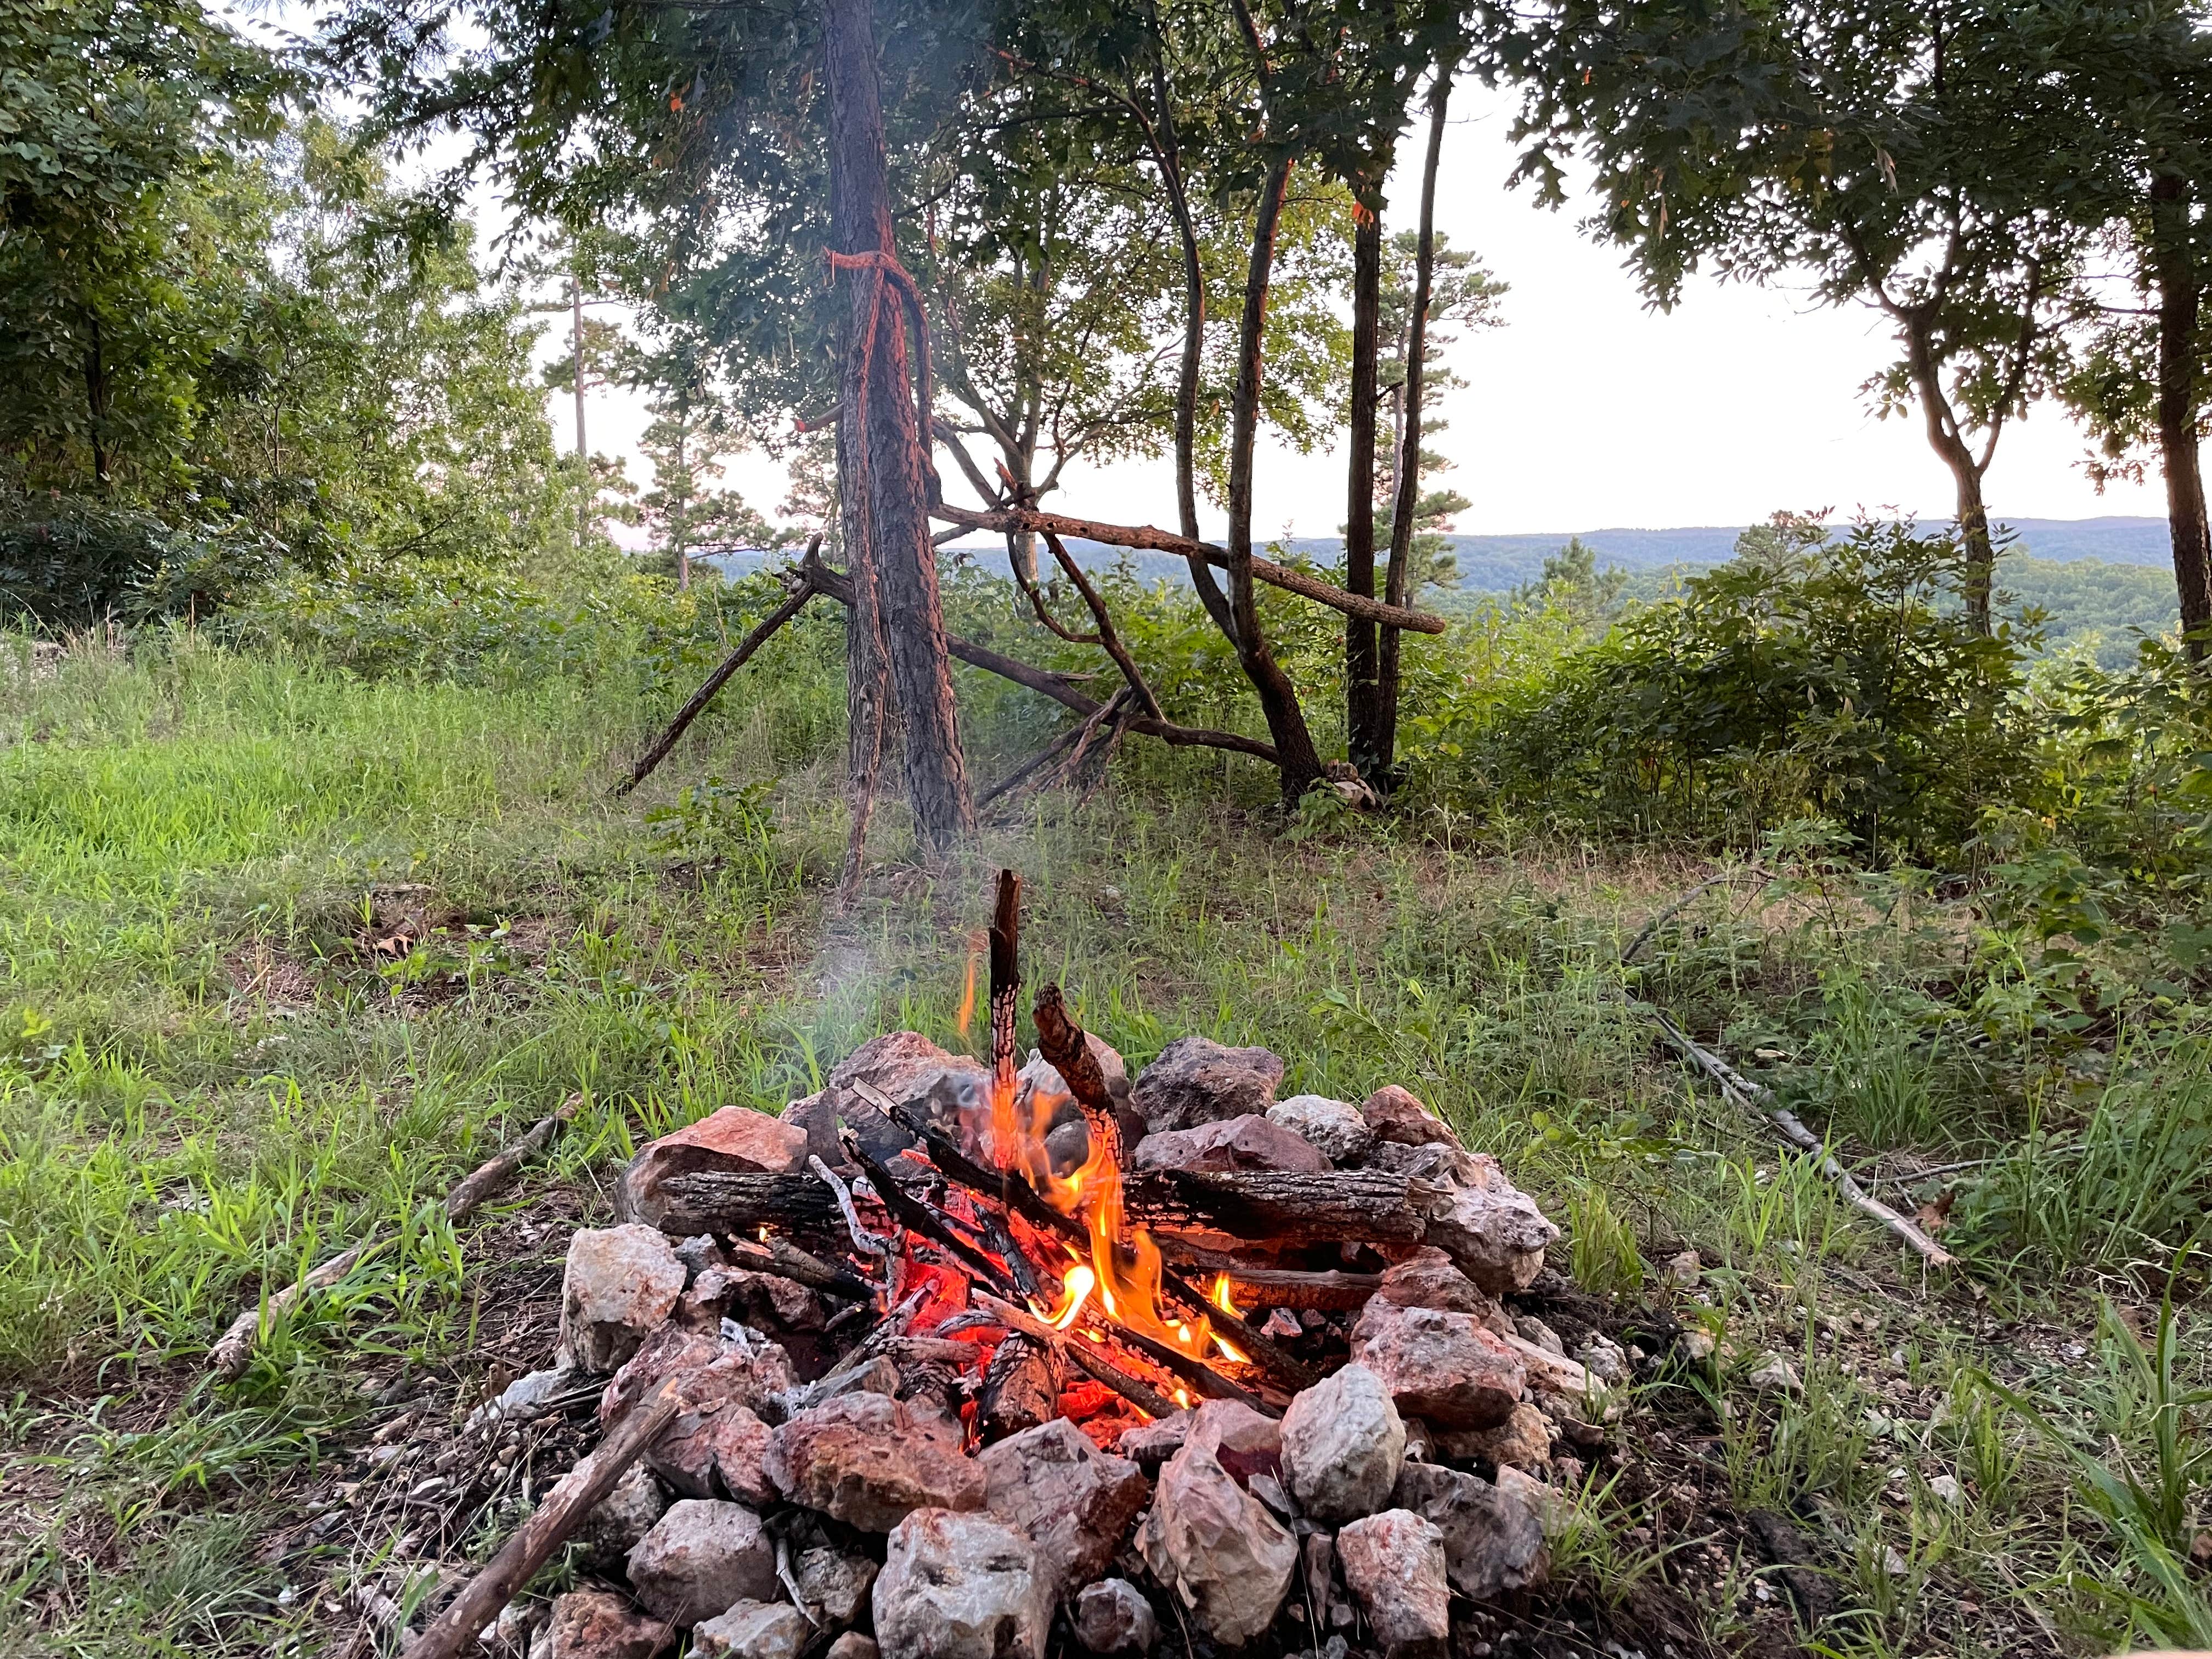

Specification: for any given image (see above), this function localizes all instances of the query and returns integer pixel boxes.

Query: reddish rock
[616,1107,809,1228]
[1442,1402,1554,1473]
[1130,1038,1284,1134]
[647,1396,776,1505]
[598,1320,797,1429]
[1421,1154,1559,1294]
[1135,1402,1295,1646]
[765,1391,985,1531]
[1358,1085,1463,1150]
[978,1418,1150,1599]
[558,1224,687,1374]
[531,1589,673,1659]
[1073,1580,1158,1654]
[625,1499,776,1626]
[1390,1463,1549,1599]
[1337,1509,1451,1647]
[1352,1301,1526,1430]
[1129,1114,1329,1176]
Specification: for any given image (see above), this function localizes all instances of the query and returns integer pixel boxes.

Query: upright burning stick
[988,867,1022,1099]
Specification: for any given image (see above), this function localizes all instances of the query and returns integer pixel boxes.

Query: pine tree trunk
[1901,308,1995,634]
[823,0,974,854]
[1345,205,1383,781]
[2152,174,2212,661]
[1227,157,1325,802]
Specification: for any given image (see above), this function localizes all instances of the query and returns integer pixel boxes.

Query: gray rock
[529,1589,671,1659]
[1279,1363,1404,1523]
[793,1547,879,1626]
[1419,1155,1559,1295]
[787,1033,988,1170]
[1136,1400,1296,1646]
[1439,1402,1553,1474]
[1130,1038,1285,1134]
[1352,1301,1526,1430]
[1118,1411,1192,1474]
[558,1225,687,1374]
[873,1509,1053,1659]
[648,1397,775,1505]
[1390,1463,1548,1600]
[1073,1579,1158,1654]
[765,1391,985,1531]
[470,1364,585,1430]
[579,1463,668,1571]
[625,1499,777,1626]
[675,1234,727,1280]
[978,1418,1150,1600]
[1575,1334,1629,1386]
[1358,1085,1463,1150]
[692,1601,811,1659]
[1130,1114,1329,1176]
[1336,1509,1450,1647]
[1514,1316,1565,1356]
[776,1355,901,1418]
[1265,1096,1375,1165]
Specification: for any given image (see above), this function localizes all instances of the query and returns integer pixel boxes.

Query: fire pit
[460,872,1604,1659]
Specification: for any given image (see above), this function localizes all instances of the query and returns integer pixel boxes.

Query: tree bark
[1227,157,1325,801]
[1346,204,1384,781]
[2152,173,2212,661]
[1900,307,1996,633]
[823,0,974,855]
[1378,72,1451,779]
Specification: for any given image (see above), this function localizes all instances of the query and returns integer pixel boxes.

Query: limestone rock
[1390,1463,1548,1600]
[530,1589,672,1659]
[1265,1095,1374,1165]
[1279,1363,1404,1523]
[1118,1411,1192,1474]
[579,1463,668,1572]
[625,1499,776,1627]
[692,1601,810,1659]
[978,1418,1150,1599]
[599,1319,798,1429]
[1130,1038,1285,1135]
[1336,1509,1451,1647]
[1130,1114,1329,1176]
[1494,1330,1597,1406]
[1352,1302,1526,1430]
[559,1225,687,1374]
[1375,1248,1510,1333]
[1358,1085,1462,1150]
[827,1638,878,1659]
[1136,1401,1296,1646]
[787,1033,988,1170]
[618,1107,809,1228]
[873,1509,1053,1659]
[793,1547,879,1626]
[1420,1154,1559,1294]
[647,1397,776,1505]
[1442,1402,1553,1474]
[1073,1579,1158,1654]
[765,1391,985,1531]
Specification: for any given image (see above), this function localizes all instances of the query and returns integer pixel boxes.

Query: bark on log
[399,1378,687,1659]
[974,1292,1178,1420]
[978,1333,1062,1443]
[1125,1167,1436,1246]
[636,1172,841,1239]
[1157,1247,1383,1311]
[989,868,1020,1105]
[725,1235,876,1302]
[1031,983,1124,1170]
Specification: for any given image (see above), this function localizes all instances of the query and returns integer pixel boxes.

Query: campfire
[443,871,1611,1659]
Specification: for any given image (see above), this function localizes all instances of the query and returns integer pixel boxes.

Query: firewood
[1125,1167,1437,1246]
[642,1170,842,1239]
[399,1376,687,1659]
[724,1235,875,1301]
[1156,1248,1383,1310]
[841,1129,1012,1290]
[1031,983,1124,1169]
[977,1332,1062,1442]
[989,868,1021,1102]
[973,1293,1178,1420]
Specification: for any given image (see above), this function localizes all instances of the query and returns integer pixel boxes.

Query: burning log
[1158,1249,1384,1311]
[972,1293,1178,1420]
[977,1333,1062,1443]
[1125,1167,1437,1248]
[1031,983,1125,1170]
[841,1128,1014,1291]
[989,870,1021,1109]
[725,1236,875,1302]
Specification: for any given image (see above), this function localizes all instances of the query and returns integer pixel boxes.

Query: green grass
[0,630,2205,1657]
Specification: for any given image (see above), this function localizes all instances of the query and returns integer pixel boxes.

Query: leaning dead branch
[1650,1008,1957,1269]
[208,1096,579,1381]
[933,500,1449,634]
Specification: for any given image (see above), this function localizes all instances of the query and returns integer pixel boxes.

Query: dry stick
[1649,1008,1956,1268]
[841,1129,1014,1289]
[1620,867,1777,966]
[988,867,1022,1105]
[932,500,1447,635]
[398,1378,688,1659]
[725,1235,876,1302]
[810,1155,889,1258]
[614,537,824,797]
[979,698,1121,809]
[209,1098,580,1381]
[973,1292,1180,1419]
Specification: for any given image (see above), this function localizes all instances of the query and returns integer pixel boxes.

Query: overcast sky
[561,82,2166,542]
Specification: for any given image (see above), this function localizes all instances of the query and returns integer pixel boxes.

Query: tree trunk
[1901,307,1995,633]
[1345,204,1384,781]
[2152,173,2212,661]
[823,0,974,854]
[1227,157,1325,801]
[1146,36,1239,646]
[1377,72,1451,778]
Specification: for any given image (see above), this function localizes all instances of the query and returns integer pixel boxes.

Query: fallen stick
[614,535,824,798]
[399,1377,688,1659]
[210,1097,579,1381]
[1649,1008,1956,1269]
[725,1235,876,1302]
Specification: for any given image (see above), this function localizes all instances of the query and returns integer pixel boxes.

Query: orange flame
[1047,1264,1096,1329]
[955,947,980,1038]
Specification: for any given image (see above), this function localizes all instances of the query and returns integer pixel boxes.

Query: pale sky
[566,83,2164,541]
